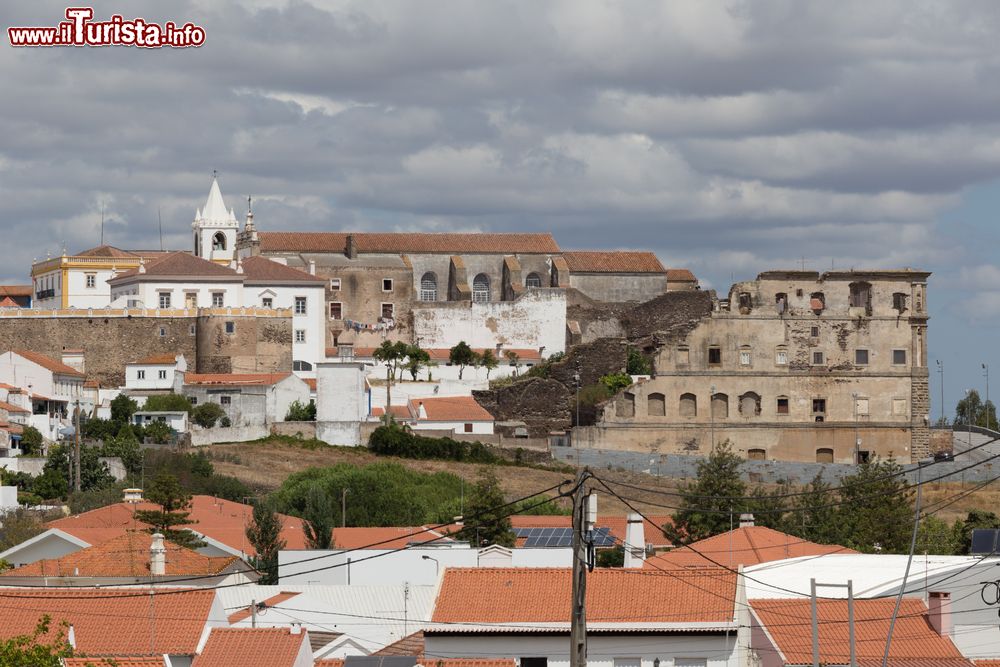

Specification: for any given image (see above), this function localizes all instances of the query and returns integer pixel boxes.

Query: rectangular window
[261,297,273,308]
[85,273,96,288]
[855,397,870,416]
[810,326,819,337]
[776,397,790,415]
[225,321,234,334]
[381,303,394,319]
[739,349,752,366]
[893,398,908,416]
[855,349,869,365]
[295,329,306,343]
[294,296,307,315]
[812,398,827,414]
[189,396,198,405]
[677,347,690,365]
[211,292,224,308]
[185,292,198,309]
[382,278,393,292]
[812,351,825,365]
[520,659,547,667]
[189,324,196,336]
[708,346,721,365]
[158,292,171,309]
[158,326,166,337]
[329,302,343,320]
[220,396,231,405]
[893,349,907,365]
[330,278,341,290]
[137,370,145,380]
[775,349,788,365]
[464,423,473,433]
[158,370,167,380]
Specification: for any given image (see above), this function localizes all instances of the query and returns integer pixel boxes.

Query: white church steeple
[192,174,239,264]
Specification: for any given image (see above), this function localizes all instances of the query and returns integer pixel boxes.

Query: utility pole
[810,578,856,667]
[570,469,594,667]
[251,599,257,628]
[936,360,944,425]
[342,488,349,528]
[74,399,81,493]
[984,363,991,430]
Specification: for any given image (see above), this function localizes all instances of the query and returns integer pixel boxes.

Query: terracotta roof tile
[432,567,735,625]
[1,531,238,578]
[562,251,666,274]
[371,405,414,420]
[0,588,215,656]
[228,592,302,624]
[131,354,179,365]
[374,631,425,656]
[83,379,100,388]
[241,256,326,283]
[751,598,971,666]
[193,627,309,667]
[0,399,30,414]
[331,526,454,549]
[64,658,166,667]
[111,252,239,281]
[183,372,292,386]
[76,245,141,258]
[0,285,32,297]
[0,296,19,308]
[13,349,86,377]
[645,526,855,569]
[46,496,306,555]
[409,396,493,422]
[304,378,317,391]
[666,268,697,282]
[259,232,560,255]
[315,660,344,667]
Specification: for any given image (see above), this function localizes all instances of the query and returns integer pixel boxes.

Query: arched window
[472,274,490,302]
[647,392,666,417]
[711,393,729,418]
[212,232,227,251]
[739,391,762,416]
[420,272,438,302]
[816,448,834,464]
[292,360,312,372]
[525,272,542,288]
[748,448,766,460]
[616,392,635,418]
[679,393,697,418]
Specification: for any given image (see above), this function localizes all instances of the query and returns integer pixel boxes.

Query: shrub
[368,422,501,464]
[143,420,172,444]
[142,393,194,414]
[19,426,43,456]
[599,372,633,393]
[626,346,653,375]
[192,403,226,428]
[285,400,316,421]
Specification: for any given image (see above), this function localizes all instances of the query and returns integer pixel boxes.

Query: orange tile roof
[13,349,86,377]
[315,660,344,667]
[0,588,215,656]
[83,379,100,388]
[1,531,238,578]
[304,378,317,391]
[331,526,454,549]
[183,372,292,386]
[241,256,326,283]
[76,244,142,259]
[0,285,32,297]
[644,526,855,569]
[193,627,309,667]
[432,567,735,625]
[562,251,666,274]
[259,231,560,255]
[409,396,493,422]
[371,405,413,420]
[64,658,166,667]
[228,591,302,624]
[374,631,425,656]
[326,346,378,359]
[132,353,179,365]
[0,399,30,414]
[0,296,19,308]
[111,251,240,281]
[751,598,972,667]
[666,268,697,282]
[46,495,306,555]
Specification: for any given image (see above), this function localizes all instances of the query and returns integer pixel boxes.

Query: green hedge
[368,423,501,464]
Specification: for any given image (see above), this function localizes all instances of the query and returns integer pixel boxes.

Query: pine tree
[302,485,336,550]
[458,468,515,547]
[134,472,205,548]
[662,441,746,545]
[788,472,842,545]
[246,499,286,584]
[836,458,913,553]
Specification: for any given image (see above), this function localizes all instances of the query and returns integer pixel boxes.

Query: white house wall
[251,284,325,375]
[410,420,493,435]
[110,281,243,309]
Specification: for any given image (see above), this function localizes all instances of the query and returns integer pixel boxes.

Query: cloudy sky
[2,0,998,416]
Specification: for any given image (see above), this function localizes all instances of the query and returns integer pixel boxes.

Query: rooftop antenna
[158,206,163,251]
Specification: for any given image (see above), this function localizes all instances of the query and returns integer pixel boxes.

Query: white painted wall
[0,531,90,569]
[412,289,566,355]
[410,420,493,435]
[0,352,82,403]
[133,411,189,432]
[368,380,483,409]
[125,356,186,391]
[110,280,243,309]
[315,362,369,446]
[249,284,325,377]
[64,267,118,308]
[270,374,313,422]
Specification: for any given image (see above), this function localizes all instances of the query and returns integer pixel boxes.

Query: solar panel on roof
[515,526,617,548]
[971,529,1000,555]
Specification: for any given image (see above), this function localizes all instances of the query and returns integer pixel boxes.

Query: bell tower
[192,174,238,264]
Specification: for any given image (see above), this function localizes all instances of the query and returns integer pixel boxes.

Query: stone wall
[911,369,931,459]
[195,313,292,374]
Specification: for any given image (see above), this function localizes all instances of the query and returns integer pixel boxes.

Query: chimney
[418,401,428,419]
[67,624,76,649]
[308,260,316,275]
[739,513,755,528]
[150,533,166,576]
[289,622,302,635]
[346,234,357,259]
[928,591,953,637]
[623,512,646,568]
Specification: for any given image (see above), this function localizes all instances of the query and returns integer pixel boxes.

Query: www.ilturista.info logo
[8,7,205,48]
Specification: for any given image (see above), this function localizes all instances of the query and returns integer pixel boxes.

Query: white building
[108,251,245,310]
[133,410,189,432]
[125,353,187,393]
[181,371,312,427]
[0,350,86,440]
[29,245,170,310]
[192,176,240,266]
[371,395,496,436]
[315,361,371,446]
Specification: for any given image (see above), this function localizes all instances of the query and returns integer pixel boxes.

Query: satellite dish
[58,426,75,437]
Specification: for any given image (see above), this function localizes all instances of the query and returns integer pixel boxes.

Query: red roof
[0,285,32,297]
[111,251,240,281]
[46,495,306,555]
[374,631,425,656]
[184,372,292,386]
[562,251,666,274]
[193,627,310,667]
[371,405,413,420]
[0,588,215,656]
[259,231,560,255]
[0,296,19,308]
[331,526,454,549]
[132,353,179,365]
[666,268,697,282]
[241,256,326,283]
[751,598,972,667]
[409,396,493,422]
[12,349,86,377]
[0,399,30,414]
[228,591,302,624]
[65,658,166,667]
[645,526,855,569]
[432,567,735,625]
[1,531,238,578]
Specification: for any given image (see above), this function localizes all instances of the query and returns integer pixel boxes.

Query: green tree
[68,485,127,515]
[134,472,204,548]
[449,341,477,380]
[302,485,336,550]
[595,546,625,568]
[191,402,226,428]
[143,419,172,444]
[479,349,499,379]
[458,468,515,547]
[18,426,43,456]
[916,515,962,555]
[787,472,841,545]
[746,482,790,531]
[663,441,747,545]
[504,350,521,375]
[373,340,410,416]
[625,346,652,375]
[110,393,138,425]
[953,509,1000,554]
[0,508,50,552]
[0,615,74,666]
[836,458,914,553]
[600,372,633,393]
[37,444,114,499]
[246,499,286,584]
[100,422,143,477]
[404,345,431,381]
[285,400,317,421]
[955,389,997,429]
[143,393,194,414]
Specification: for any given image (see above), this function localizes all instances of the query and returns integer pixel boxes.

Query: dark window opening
[464,423,473,433]
[810,292,825,314]
[225,321,234,334]
[382,278,393,292]
[810,326,819,337]
[738,292,753,314]
[708,346,721,365]
[893,349,907,365]
[812,351,825,365]
[812,398,827,414]
[855,349,869,365]
[220,395,231,405]
[892,292,908,313]
[857,450,871,464]
[521,659,548,667]
[849,281,873,315]
[293,360,313,372]
[381,303,394,319]
[776,397,789,415]
[329,302,343,320]
[748,448,766,460]
[775,292,788,315]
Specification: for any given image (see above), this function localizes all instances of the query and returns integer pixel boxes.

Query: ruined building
[568,270,930,464]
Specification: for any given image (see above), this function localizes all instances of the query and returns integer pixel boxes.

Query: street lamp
[421,554,440,578]
[936,360,944,426]
[709,384,716,452]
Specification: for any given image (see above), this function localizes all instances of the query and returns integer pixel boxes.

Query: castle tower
[236,195,260,259]
[192,175,238,264]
